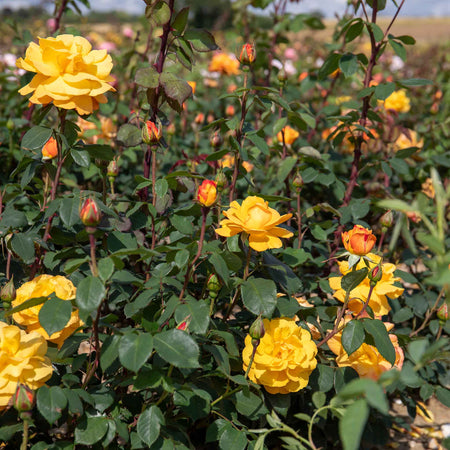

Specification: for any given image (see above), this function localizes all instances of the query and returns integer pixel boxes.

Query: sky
[1,0,449,17]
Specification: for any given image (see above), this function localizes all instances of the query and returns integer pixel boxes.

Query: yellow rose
[0,322,53,409]
[16,34,115,115]
[328,253,403,316]
[393,129,423,151]
[208,52,240,76]
[328,318,404,380]
[383,89,410,113]
[215,196,293,252]
[341,225,376,256]
[277,126,299,145]
[12,275,83,348]
[242,318,317,394]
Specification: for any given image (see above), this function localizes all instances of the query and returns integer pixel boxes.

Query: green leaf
[154,329,200,368]
[219,425,247,450]
[11,233,35,264]
[37,386,67,424]
[241,277,277,317]
[235,389,267,420]
[160,72,192,112]
[363,319,396,365]
[172,7,189,35]
[60,197,80,228]
[184,29,218,52]
[318,52,341,79]
[339,399,369,450]
[388,38,406,61]
[341,268,368,293]
[38,296,72,337]
[75,416,109,446]
[137,406,165,447]
[342,320,365,356]
[436,386,450,408]
[345,20,364,42]
[338,378,388,414]
[118,331,153,372]
[339,53,359,78]
[375,82,396,100]
[367,0,386,10]
[71,149,90,167]
[151,1,171,25]
[155,178,168,197]
[368,23,384,42]
[117,124,142,147]
[75,276,106,317]
[21,126,52,150]
[98,257,115,282]
[399,78,432,86]
[135,67,159,89]
[5,296,47,317]
[209,253,229,284]
[175,299,210,335]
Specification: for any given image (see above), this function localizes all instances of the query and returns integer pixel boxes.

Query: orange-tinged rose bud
[226,105,235,117]
[342,225,376,256]
[1,276,16,303]
[207,113,215,123]
[197,180,217,207]
[194,113,205,125]
[42,136,58,161]
[437,303,448,322]
[239,43,256,65]
[379,210,394,228]
[107,159,119,178]
[142,120,162,144]
[80,198,102,230]
[368,264,383,285]
[14,384,35,416]
[177,315,191,332]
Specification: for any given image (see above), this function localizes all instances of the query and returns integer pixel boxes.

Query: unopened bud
[42,136,58,161]
[249,316,265,341]
[6,119,14,130]
[379,210,394,229]
[437,303,448,323]
[207,274,221,295]
[80,197,102,231]
[207,113,215,124]
[107,159,119,178]
[292,173,303,190]
[239,43,256,65]
[225,105,235,117]
[368,264,383,286]
[177,315,191,332]
[210,131,223,148]
[194,113,205,125]
[197,180,217,207]
[14,384,35,419]
[142,120,162,145]
[278,68,287,82]
[1,277,16,303]
[215,171,227,192]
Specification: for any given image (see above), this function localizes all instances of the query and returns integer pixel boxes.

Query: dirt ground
[389,397,450,449]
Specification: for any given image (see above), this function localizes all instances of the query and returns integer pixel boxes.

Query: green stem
[89,233,99,277]
[244,342,258,379]
[20,419,29,450]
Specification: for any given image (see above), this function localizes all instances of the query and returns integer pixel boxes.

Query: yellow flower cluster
[216,196,293,252]
[329,253,404,316]
[12,275,83,348]
[328,316,404,380]
[0,322,53,409]
[242,318,317,394]
[383,89,411,113]
[208,52,240,75]
[16,34,115,115]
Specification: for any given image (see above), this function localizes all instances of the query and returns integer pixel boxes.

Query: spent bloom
[208,52,240,75]
[383,89,411,113]
[0,322,53,409]
[277,126,299,145]
[329,253,404,316]
[341,225,376,256]
[197,180,217,207]
[328,317,404,380]
[242,317,317,394]
[12,275,83,348]
[215,196,293,252]
[16,34,115,115]
[41,136,58,161]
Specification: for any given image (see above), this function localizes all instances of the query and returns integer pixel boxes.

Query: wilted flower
[208,52,240,75]
[242,317,317,394]
[383,89,410,113]
[0,322,53,409]
[329,253,404,316]
[12,275,83,349]
[216,196,293,252]
[341,225,376,256]
[41,136,58,161]
[277,126,299,145]
[197,180,217,207]
[421,178,435,199]
[16,34,115,115]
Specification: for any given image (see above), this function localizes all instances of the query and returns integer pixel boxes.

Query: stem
[20,420,29,450]
[89,233,99,277]
[296,188,302,248]
[211,386,242,408]
[179,207,208,300]
[50,0,69,33]
[6,251,11,280]
[151,150,157,207]
[244,342,258,379]
[410,288,445,337]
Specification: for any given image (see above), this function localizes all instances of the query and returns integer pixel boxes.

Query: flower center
[245,205,272,229]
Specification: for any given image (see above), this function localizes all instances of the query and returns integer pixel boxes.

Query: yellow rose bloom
[393,129,423,152]
[208,52,240,76]
[328,253,403,316]
[12,275,83,348]
[328,318,404,380]
[277,126,299,145]
[215,196,293,252]
[383,89,410,113]
[16,34,115,115]
[0,322,53,409]
[242,318,317,394]
[220,153,254,173]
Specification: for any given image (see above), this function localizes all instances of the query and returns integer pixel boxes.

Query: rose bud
[42,136,58,161]
[210,131,223,148]
[215,171,227,192]
[1,276,16,303]
[207,274,221,297]
[13,384,35,419]
[341,225,376,256]
[107,159,119,178]
[239,43,256,65]
[80,197,102,231]
[194,113,205,125]
[437,303,448,323]
[197,180,217,208]
[226,105,235,117]
[368,264,383,286]
[292,173,303,190]
[142,120,162,144]
[379,210,394,229]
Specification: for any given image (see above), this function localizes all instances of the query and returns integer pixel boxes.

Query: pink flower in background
[122,26,134,38]
[284,48,297,60]
[98,41,117,52]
